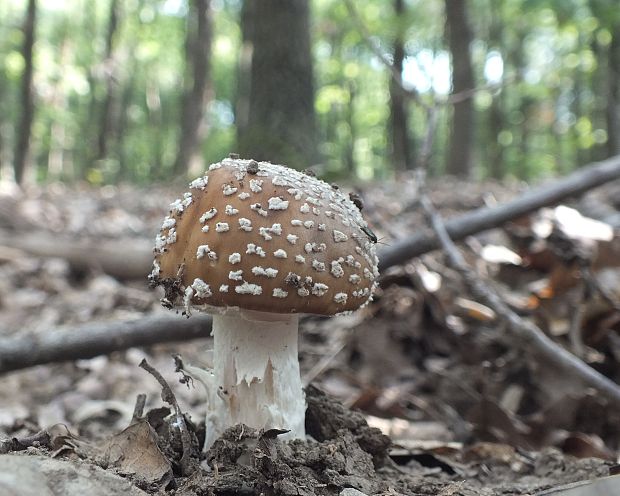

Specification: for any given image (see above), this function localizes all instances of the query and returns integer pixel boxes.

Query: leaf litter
[1,175,620,494]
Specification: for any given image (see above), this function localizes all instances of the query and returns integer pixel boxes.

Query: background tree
[237,0,317,168]
[1,0,618,184]
[389,0,414,171]
[444,0,475,178]
[173,0,212,176]
[13,0,37,184]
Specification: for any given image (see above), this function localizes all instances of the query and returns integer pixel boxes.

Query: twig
[139,358,193,475]
[379,154,620,271]
[0,429,51,454]
[131,393,147,423]
[302,336,349,387]
[417,188,620,408]
[568,282,587,358]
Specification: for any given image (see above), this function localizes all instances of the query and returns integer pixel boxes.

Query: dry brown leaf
[104,420,172,487]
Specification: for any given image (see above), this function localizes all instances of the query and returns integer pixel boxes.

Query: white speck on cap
[286,234,298,244]
[219,284,229,292]
[196,244,213,260]
[287,188,302,200]
[303,220,315,229]
[201,225,209,233]
[238,218,252,231]
[349,274,361,284]
[300,203,310,214]
[246,243,266,257]
[333,230,348,242]
[273,288,288,298]
[200,208,217,223]
[311,259,325,271]
[331,261,344,278]
[189,176,208,190]
[229,253,241,264]
[268,197,289,210]
[334,292,348,304]
[251,266,278,278]
[249,179,263,193]
[191,278,212,298]
[274,249,287,258]
[295,255,306,264]
[229,270,243,281]
[215,222,230,232]
[222,184,237,196]
[291,219,303,226]
[161,217,176,229]
[238,192,250,200]
[250,203,268,217]
[312,283,329,296]
[236,282,262,295]
[225,205,239,215]
[318,223,326,231]
[272,176,288,186]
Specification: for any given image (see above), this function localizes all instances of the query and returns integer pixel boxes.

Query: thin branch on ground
[379,154,620,271]
[0,314,213,374]
[568,282,587,358]
[139,358,193,475]
[417,186,620,408]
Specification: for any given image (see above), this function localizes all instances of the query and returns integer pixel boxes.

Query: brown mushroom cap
[150,157,379,316]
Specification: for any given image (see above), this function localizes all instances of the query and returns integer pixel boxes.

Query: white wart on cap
[150,157,379,316]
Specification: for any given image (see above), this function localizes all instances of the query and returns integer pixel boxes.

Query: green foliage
[0,0,617,184]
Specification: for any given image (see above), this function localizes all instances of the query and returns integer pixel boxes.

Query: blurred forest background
[2,0,620,186]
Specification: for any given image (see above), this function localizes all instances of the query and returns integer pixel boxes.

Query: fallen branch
[0,314,212,374]
[379,154,620,272]
[418,190,620,408]
[0,232,153,280]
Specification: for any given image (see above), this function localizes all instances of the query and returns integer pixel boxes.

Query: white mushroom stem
[185,311,305,450]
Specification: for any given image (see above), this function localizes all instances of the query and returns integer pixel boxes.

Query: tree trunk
[389,0,413,171]
[607,26,620,157]
[237,0,317,169]
[487,0,505,179]
[173,0,212,176]
[96,0,121,164]
[444,0,475,177]
[13,0,37,185]
[344,81,356,173]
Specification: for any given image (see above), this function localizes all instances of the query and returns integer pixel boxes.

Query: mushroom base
[187,311,306,450]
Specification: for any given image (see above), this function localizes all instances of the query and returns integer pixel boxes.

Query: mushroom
[149,155,379,449]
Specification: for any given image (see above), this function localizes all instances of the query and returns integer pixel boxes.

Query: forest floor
[1,172,620,495]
